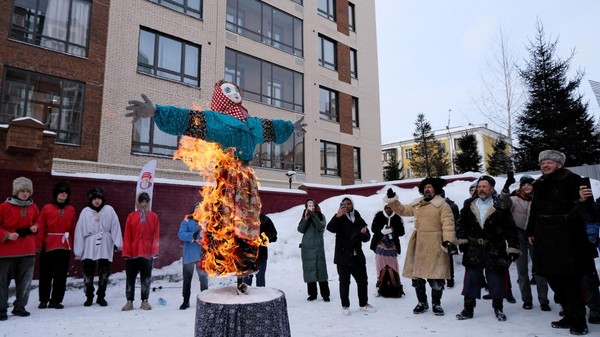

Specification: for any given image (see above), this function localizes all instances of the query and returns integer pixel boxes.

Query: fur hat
[13,177,33,196]
[87,187,105,202]
[519,175,535,186]
[538,150,566,165]
[418,177,447,195]
[53,182,71,204]
[477,175,496,187]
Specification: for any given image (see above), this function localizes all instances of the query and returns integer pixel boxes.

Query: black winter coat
[369,211,405,254]
[526,169,595,275]
[327,210,371,266]
[257,214,277,260]
[456,196,519,271]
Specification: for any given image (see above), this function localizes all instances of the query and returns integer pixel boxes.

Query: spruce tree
[453,132,482,174]
[384,160,401,181]
[514,21,600,171]
[410,113,449,177]
[487,138,513,176]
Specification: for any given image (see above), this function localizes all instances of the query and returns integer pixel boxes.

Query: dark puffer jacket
[526,169,595,275]
[327,210,371,266]
[456,196,520,272]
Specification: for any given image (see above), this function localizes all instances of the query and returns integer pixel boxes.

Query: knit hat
[519,175,535,186]
[477,175,496,187]
[538,150,566,165]
[418,177,447,195]
[87,187,105,202]
[13,177,33,196]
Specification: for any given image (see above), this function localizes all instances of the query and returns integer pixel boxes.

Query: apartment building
[1,0,382,188]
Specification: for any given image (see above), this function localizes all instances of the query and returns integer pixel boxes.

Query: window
[1,67,84,145]
[320,141,340,176]
[225,48,304,112]
[226,0,303,56]
[149,0,202,18]
[131,117,179,156]
[319,87,338,121]
[438,143,446,154]
[383,149,396,162]
[291,0,302,4]
[137,28,201,86]
[9,0,92,57]
[405,148,413,160]
[350,48,358,78]
[353,147,361,179]
[348,3,356,31]
[318,35,337,71]
[406,168,413,179]
[317,0,335,21]
[251,134,305,172]
[351,96,359,127]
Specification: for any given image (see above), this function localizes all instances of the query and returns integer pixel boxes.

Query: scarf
[383,210,396,227]
[515,188,532,201]
[6,197,33,207]
[210,84,250,121]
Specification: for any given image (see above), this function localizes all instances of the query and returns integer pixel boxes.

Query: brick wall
[0,119,55,172]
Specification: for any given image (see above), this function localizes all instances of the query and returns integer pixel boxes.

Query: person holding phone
[298,199,330,302]
[327,197,374,316]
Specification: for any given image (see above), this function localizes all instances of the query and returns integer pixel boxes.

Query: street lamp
[285,171,296,189]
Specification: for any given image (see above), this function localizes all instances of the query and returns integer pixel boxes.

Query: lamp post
[285,171,296,189]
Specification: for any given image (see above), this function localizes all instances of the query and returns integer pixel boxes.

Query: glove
[192,230,200,241]
[458,243,469,253]
[509,252,520,262]
[381,227,393,235]
[442,241,458,256]
[16,228,33,237]
[293,116,307,137]
[386,188,396,199]
[503,174,516,191]
[125,94,156,124]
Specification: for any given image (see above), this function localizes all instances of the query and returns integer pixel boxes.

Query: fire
[174,134,267,277]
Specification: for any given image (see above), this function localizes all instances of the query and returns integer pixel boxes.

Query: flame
[174,135,267,277]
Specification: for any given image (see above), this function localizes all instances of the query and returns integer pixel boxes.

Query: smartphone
[339,202,346,208]
[582,177,591,188]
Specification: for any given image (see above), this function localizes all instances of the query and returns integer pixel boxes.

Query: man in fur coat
[384,177,456,316]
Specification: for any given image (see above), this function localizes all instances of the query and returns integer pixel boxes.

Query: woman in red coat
[0,177,39,320]
[121,192,160,311]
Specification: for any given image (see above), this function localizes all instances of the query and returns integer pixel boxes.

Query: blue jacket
[178,217,201,264]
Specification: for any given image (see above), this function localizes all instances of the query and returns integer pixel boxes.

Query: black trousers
[38,249,70,304]
[125,257,153,301]
[307,281,330,298]
[546,274,587,326]
[82,259,111,298]
[337,257,368,308]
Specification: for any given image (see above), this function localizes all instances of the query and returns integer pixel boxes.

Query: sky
[5,175,600,336]
[376,0,600,143]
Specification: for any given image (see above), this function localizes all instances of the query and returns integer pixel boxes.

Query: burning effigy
[126,81,306,293]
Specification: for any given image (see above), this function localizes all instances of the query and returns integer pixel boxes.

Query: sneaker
[360,303,376,313]
[523,301,533,310]
[140,300,152,310]
[48,303,64,309]
[494,309,507,321]
[456,308,474,320]
[38,302,48,309]
[342,307,351,316]
[307,295,317,301]
[121,301,133,311]
[96,297,108,307]
[446,279,455,288]
[323,297,330,302]
[540,303,551,312]
[432,304,445,316]
[552,317,571,329]
[11,307,30,317]
[237,283,248,295]
[84,297,93,307]
[0,311,6,321]
[589,311,600,324]
[413,302,429,314]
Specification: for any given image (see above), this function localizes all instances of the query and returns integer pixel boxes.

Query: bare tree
[472,25,525,152]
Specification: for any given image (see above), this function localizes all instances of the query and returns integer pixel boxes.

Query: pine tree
[487,138,513,176]
[410,113,449,177]
[453,132,482,174]
[384,160,401,181]
[513,21,600,171]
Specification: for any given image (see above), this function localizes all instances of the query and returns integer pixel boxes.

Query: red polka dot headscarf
[210,80,250,121]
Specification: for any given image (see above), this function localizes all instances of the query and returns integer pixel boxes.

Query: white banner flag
[136,159,157,210]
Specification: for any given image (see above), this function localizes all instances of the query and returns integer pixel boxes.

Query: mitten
[125,94,155,124]
[458,243,469,253]
[293,116,307,137]
[386,188,396,199]
[16,228,33,237]
[381,227,393,235]
[442,241,458,256]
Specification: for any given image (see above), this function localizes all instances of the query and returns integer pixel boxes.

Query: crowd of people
[1,149,599,336]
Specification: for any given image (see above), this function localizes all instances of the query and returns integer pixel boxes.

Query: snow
[6,175,600,336]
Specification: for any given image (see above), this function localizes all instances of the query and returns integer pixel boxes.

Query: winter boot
[552,317,572,329]
[140,299,152,310]
[84,296,94,307]
[431,289,444,316]
[493,298,506,321]
[413,302,429,314]
[456,298,476,320]
[589,310,600,324]
[179,297,190,310]
[121,301,133,311]
[96,296,108,307]
[0,310,6,321]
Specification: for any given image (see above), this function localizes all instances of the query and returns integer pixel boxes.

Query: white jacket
[73,205,123,261]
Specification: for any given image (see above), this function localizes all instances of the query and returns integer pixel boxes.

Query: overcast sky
[376,0,600,143]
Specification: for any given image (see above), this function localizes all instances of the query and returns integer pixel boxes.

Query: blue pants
[462,267,505,299]
[182,261,208,299]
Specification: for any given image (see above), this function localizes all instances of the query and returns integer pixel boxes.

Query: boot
[96,296,108,307]
[84,296,94,307]
[179,297,190,310]
[140,299,152,310]
[456,298,475,320]
[413,281,429,314]
[493,298,506,321]
[431,289,444,316]
[121,301,133,311]
[413,302,429,314]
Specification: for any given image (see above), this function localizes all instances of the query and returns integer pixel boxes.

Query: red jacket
[122,210,160,259]
[36,203,77,252]
[0,200,40,257]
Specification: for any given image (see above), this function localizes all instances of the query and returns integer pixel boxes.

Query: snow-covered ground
[4,176,600,336]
